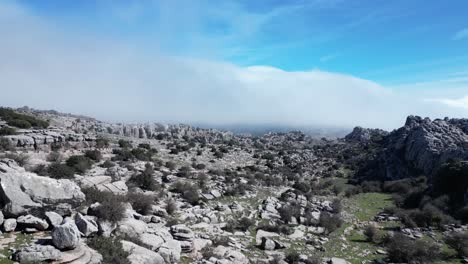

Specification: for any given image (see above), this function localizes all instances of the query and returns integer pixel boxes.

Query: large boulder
[17,214,49,231]
[45,211,63,228]
[212,245,249,264]
[121,240,165,264]
[114,218,147,238]
[52,222,81,250]
[13,244,62,263]
[3,218,17,232]
[0,159,85,217]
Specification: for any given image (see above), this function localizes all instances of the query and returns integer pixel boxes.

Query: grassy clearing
[0,233,33,264]
[347,192,394,222]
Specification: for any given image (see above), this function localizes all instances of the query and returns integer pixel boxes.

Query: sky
[0,0,467,130]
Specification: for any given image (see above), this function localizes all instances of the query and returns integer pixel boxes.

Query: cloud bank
[0,1,467,130]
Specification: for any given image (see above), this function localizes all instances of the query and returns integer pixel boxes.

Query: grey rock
[261,237,276,250]
[115,219,147,238]
[0,211,3,226]
[13,244,61,262]
[45,211,63,228]
[0,159,85,217]
[17,215,49,231]
[158,239,181,264]
[52,222,81,250]
[121,240,165,264]
[3,218,17,232]
[75,213,98,237]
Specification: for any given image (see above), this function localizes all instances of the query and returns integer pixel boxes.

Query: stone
[75,213,98,237]
[121,240,165,264]
[52,222,81,250]
[140,233,164,251]
[45,211,63,228]
[58,243,103,264]
[13,244,61,262]
[17,214,49,231]
[212,245,249,264]
[328,257,351,264]
[158,239,181,264]
[115,218,147,238]
[0,159,85,217]
[0,211,4,226]
[261,237,276,250]
[256,230,279,245]
[170,224,194,241]
[3,218,17,232]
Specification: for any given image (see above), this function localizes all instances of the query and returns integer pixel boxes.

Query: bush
[138,143,150,149]
[87,236,130,264]
[118,139,132,148]
[129,163,159,191]
[165,161,176,170]
[94,198,126,223]
[171,181,200,205]
[95,137,109,148]
[126,192,155,215]
[445,232,468,258]
[278,203,301,224]
[46,151,63,162]
[363,225,378,242]
[0,137,13,151]
[47,163,75,179]
[177,166,192,178]
[4,153,29,167]
[82,187,121,205]
[0,108,49,128]
[319,212,343,234]
[112,148,134,161]
[237,217,255,232]
[386,233,440,263]
[66,155,93,174]
[285,251,301,264]
[0,127,17,135]
[7,119,32,129]
[100,160,115,168]
[85,149,102,161]
[165,198,177,215]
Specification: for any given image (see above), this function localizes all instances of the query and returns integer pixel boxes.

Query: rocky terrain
[0,107,467,264]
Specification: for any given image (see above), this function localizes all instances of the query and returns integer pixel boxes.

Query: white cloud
[453,28,468,40]
[0,1,467,131]
[427,96,468,110]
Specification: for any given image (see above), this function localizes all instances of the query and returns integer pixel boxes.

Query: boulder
[158,239,181,264]
[212,245,249,264]
[13,244,61,262]
[52,222,81,250]
[121,240,165,264]
[328,258,351,264]
[0,211,4,226]
[115,218,147,238]
[0,159,85,217]
[17,215,49,231]
[261,237,276,250]
[3,218,17,232]
[45,211,63,228]
[75,213,98,237]
[140,233,164,251]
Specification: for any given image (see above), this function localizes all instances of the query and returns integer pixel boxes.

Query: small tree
[445,232,468,258]
[363,225,378,243]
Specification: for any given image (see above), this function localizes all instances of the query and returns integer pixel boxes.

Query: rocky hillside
[0,107,467,264]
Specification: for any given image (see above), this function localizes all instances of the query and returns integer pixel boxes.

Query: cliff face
[354,116,468,181]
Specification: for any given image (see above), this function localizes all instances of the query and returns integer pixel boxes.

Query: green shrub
[100,160,115,168]
[46,151,63,162]
[0,127,17,135]
[0,108,48,128]
[445,232,468,258]
[138,143,150,149]
[66,155,93,174]
[87,236,130,264]
[0,137,13,150]
[112,148,134,161]
[126,192,155,215]
[165,198,177,215]
[319,212,343,234]
[118,139,132,148]
[95,137,109,148]
[85,150,102,161]
[4,153,29,167]
[47,163,75,179]
[171,181,200,205]
[363,225,378,242]
[129,163,159,191]
[94,198,126,223]
[386,233,440,263]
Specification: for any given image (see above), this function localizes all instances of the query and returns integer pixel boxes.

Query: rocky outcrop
[0,159,85,217]
[356,116,468,180]
[345,126,388,143]
[121,240,165,264]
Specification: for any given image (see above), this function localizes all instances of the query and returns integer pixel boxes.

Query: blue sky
[0,0,467,128]
[18,0,468,86]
